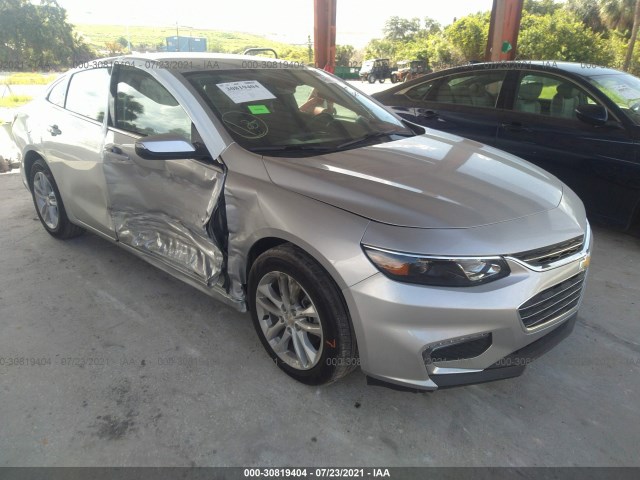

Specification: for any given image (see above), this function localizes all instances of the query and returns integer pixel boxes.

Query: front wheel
[248,244,357,385]
[30,158,83,239]
[391,74,397,84]
[379,78,386,84]
[367,74,376,84]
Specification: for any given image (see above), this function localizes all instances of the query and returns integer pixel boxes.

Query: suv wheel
[367,74,376,84]
[248,244,358,385]
[30,158,83,239]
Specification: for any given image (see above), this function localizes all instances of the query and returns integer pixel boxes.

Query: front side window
[587,72,640,125]
[184,67,413,156]
[514,73,598,119]
[65,68,110,122]
[114,66,191,138]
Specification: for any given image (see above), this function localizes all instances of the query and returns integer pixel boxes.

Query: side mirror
[135,133,206,160]
[576,104,608,126]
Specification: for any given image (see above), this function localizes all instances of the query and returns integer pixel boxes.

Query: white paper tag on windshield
[612,84,640,101]
[217,80,276,104]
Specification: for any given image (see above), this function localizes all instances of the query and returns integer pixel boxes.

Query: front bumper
[343,226,592,391]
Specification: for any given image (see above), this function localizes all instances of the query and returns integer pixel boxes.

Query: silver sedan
[11,54,592,390]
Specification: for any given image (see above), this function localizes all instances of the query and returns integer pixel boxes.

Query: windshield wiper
[335,130,414,151]
[249,144,334,155]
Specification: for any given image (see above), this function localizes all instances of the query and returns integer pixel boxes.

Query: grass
[75,24,309,58]
[0,94,33,107]
[1,73,58,85]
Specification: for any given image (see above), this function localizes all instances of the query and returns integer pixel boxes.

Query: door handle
[501,122,532,133]
[104,144,130,162]
[47,124,61,136]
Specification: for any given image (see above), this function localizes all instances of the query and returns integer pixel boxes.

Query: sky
[56,0,496,48]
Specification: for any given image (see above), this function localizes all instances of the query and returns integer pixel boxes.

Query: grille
[424,334,492,365]
[512,236,584,268]
[518,272,586,329]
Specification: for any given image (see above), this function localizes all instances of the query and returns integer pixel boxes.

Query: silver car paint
[12,53,592,390]
[12,80,116,238]
[221,143,377,302]
[101,60,232,286]
[263,133,564,228]
[346,227,591,390]
[361,186,587,257]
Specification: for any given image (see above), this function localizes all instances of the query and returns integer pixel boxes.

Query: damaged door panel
[104,132,226,284]
[104,63,226,286]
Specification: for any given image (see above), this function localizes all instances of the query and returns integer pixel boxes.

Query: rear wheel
[30,158,83,239]
[248,244,357,385]
[379,78,386,84]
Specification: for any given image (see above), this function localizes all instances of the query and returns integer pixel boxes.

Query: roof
[461,60,624,77]
[78,52,312,72]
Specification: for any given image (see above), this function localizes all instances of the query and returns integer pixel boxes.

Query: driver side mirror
[135,133,208,160]
[576,104,608,126]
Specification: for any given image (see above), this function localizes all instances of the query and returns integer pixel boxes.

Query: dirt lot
[0,171,639,467]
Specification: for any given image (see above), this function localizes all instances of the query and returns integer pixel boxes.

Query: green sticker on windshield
[248,104,270,114]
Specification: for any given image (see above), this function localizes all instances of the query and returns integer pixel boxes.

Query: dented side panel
[104,128,226,284]
[221,144,377,305]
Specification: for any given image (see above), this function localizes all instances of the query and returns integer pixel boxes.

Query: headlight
[363,246,510,287]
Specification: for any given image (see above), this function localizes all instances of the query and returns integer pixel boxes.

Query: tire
[30,158,83,239]
[368,74,376,84]
[379,78,386,84]
[248,243,358,385]
[391,74,397,84]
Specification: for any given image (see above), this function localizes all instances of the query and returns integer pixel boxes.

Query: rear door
[104,64,226,285]
[396,69,508,146]
[41,67,114,237]
[496,71,637,227]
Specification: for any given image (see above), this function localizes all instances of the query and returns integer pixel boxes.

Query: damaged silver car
[12,54,592,390]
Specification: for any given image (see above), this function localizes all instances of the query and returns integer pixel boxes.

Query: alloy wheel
[33,171,59,229]
[255,271,324,370]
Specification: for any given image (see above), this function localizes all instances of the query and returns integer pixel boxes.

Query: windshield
[183,67,414,156]
[587,72,640,125]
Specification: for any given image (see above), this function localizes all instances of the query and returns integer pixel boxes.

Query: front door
[403,70,508,146]
[496,71,637,227]
[104,64,226,285]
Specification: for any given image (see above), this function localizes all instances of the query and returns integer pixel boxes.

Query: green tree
[117,36,129,49]
[601,0,636,34]
[624,0,640,70]
[423,17,442,35]
[0,0,94,70]
[336,45,355,66]
[524,0,562,15]
[565,0,607,33]
[383,16,421,41]
[364,38,396,60]
[425,34,464,69]
[518,9,612,64]
[445,13,490,61]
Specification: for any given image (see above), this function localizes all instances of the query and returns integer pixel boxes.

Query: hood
[262,131,563,229]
